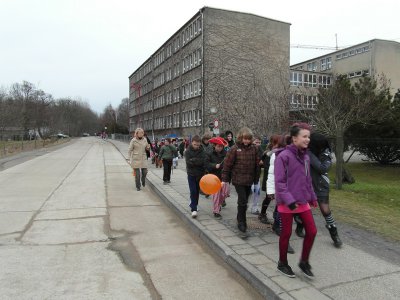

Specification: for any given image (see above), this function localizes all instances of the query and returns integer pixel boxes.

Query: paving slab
[0,243,151,299]
[22,218,108,244]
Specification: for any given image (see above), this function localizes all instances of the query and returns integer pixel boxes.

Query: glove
[288,203,297,210]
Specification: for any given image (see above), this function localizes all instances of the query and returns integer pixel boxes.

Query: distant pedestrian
[224,130,235,149]
[206,137,228,219]
[128,128,150,191]
[274,123,318,278]
[159,138,178,184]
[185,135,207,218]
[308,132,342,247]
[221,127,260,236]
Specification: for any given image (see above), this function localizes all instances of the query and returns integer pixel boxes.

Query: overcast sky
[1,0,399,113]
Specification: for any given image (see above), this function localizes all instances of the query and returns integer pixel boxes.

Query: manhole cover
[246,217,272,230]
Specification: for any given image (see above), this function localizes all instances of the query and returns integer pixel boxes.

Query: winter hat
[209,137,228,146]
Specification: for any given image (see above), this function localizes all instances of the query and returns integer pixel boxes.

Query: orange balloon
[200,174,222,195]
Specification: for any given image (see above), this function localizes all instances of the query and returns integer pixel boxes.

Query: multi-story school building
[128,7,290,138]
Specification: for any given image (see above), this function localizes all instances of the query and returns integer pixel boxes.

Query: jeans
[134,168,148,189]
[188,175,201,212]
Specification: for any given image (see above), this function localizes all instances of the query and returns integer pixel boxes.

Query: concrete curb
[146,171,284,300]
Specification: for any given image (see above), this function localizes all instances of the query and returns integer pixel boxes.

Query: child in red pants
[274,123,318,278]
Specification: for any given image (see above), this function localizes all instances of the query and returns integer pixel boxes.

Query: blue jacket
[274,144,317,207]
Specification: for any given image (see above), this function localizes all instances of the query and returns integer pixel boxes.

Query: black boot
[294,215,305,238]
[258,213,270,224]
[237,206,247,234]
[327,224,343,248]
[272,222,281,236]
[295,223,305,238]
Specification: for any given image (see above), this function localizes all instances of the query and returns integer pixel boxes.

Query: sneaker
[287,243,295,254]
[214,213,222,219]
[191,211,198,218]
[142,182,145,187]
[298,261,314,278]
[136,187,141,191]
[277,261,295,278]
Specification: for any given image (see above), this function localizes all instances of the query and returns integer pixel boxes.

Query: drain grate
[246,217,272,230]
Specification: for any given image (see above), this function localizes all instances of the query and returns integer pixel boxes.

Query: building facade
[128,7,290,139]
[289,39,400,112]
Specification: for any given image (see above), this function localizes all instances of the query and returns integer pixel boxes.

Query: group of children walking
[129,124,342,279]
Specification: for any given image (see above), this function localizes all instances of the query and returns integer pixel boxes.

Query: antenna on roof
[335,33,338,50]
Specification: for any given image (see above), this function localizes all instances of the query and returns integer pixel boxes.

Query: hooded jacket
[274,144,317,207]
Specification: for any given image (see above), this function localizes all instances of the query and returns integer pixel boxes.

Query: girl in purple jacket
[274,123,318,278]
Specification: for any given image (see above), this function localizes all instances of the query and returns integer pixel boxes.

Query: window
[197,110,202,126]
[307,62,317,71]
[290,72,303,86]
[326,57,332,69]
[320,58,326,71]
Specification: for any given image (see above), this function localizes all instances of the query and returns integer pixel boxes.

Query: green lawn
[329,163,400,241]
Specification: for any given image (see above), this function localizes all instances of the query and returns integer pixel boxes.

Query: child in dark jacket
[221,127,260,235]
[185,135,207,218]
[206,137,228,219]
[308,132,342,247]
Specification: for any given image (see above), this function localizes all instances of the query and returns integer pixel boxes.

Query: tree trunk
[335,133,344,190]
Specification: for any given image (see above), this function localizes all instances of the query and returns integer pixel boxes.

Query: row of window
[138,80,202,114]
[150,109,202,130]
[183,48,202,73]
[290,72,332,88]
[133,51,203,99]
[182,79,202,100]
[348,69,369,78]
[290,94,318,109]
[336,45,370,60]
[182,17,202,47]
[134,17,203,81]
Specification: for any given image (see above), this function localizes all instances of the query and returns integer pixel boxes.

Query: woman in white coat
[128,128,150,191]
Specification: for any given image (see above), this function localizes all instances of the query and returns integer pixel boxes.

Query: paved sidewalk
[111,139,400,300]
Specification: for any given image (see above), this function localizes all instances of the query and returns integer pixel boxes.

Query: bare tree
[301,75,391,189]
[117,97,130,132]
